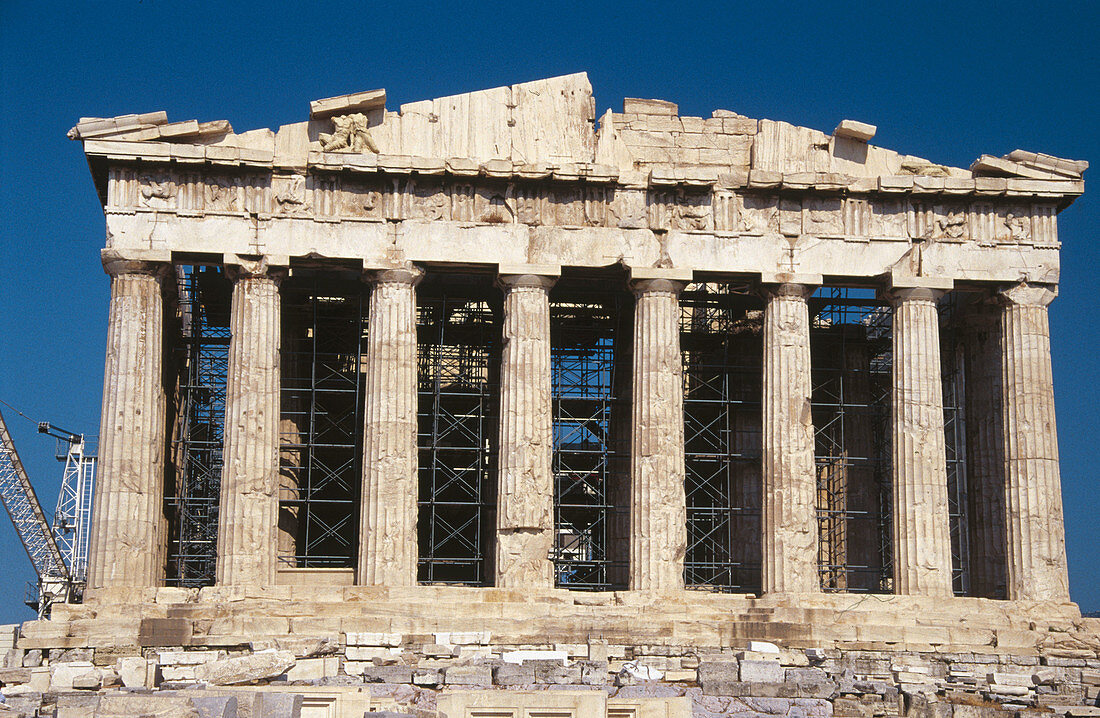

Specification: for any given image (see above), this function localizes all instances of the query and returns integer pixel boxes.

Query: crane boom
[0,408,70,583]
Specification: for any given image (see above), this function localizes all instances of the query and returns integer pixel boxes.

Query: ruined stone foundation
[3,588,1100,717]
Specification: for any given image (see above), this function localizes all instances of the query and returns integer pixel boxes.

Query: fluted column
[761,278,820,594]
[962,304,1007,599]
[495,267,558,589]
[629,270,690,593]
[998,283,1069,601]
[889,284,954,597]
[215,256,286,586]
[358,265,423,586]
[87,254,169,590]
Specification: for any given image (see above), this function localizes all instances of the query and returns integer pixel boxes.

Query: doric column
[494,266,558,589]
[87,253,170,590]
[358,265,423,586]
[215,255,286,586]
[998,283,1069,601]
[888,282,954,597]
[760,275,820,594]
[629,268,690,593]
[962,303,1007,599]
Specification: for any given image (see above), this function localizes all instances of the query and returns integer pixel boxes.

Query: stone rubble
[191,650,295,686]
[0,637,1096,716]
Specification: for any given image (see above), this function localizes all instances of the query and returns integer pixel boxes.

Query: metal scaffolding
[810,287,894,593]
[164,266,974,594]
[809,287,972,595]
[940,292,972,595]
[416,274,500,585]
[279,273,366,568]
[549,280,629,590]
[168,264,230,587]
[679,282,764,592]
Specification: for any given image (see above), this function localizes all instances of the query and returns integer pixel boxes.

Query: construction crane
[38,420,96,601]
[0,407,96,617]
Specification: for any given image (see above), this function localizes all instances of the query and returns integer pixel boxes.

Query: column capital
[759,274,820,300]
[629,267,692,296]
[882,275,952,305]
[100,249,171,280]
[885,286,947,305]
[760,271,822,288]
[998,282,1057,308]
[364,263,424,287]
[224,254,289,283]
[883,273,953,290]
[497,263,560,292]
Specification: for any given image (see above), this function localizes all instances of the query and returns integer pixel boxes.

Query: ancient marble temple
[16,73,1095,717]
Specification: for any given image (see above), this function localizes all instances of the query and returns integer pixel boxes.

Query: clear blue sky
[0,1,1096,624]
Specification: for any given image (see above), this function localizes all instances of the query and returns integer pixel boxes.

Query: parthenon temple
[7,73,1096,718]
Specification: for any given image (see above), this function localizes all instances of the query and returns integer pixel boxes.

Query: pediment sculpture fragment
[319,113,378,153]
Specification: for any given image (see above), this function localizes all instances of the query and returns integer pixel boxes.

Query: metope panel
[168,264,231,587]
[416,274,500,586]
[280,274,367,568]
[680,282,764,593]
[550,280,629,591]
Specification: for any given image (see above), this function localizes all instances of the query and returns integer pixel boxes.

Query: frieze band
[107,167,1060,247]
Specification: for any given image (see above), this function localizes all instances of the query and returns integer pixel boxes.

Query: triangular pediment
[69,73,1085,197]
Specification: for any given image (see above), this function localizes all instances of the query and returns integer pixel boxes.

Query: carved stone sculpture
[937,210,967,239]
[273,174,309,214]
[319,113,379,153]
[1004,212,1031,242]
[139,174,176,208]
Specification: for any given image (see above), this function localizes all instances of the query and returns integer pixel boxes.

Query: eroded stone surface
[999,283,1070,601]
[761,281,819,594]
[216,258,285,587]
[88,260,168,590]
[192,650,295,685]
[495,271,557,589]
[629,272,690,593]
[890,285,954,597]
[358,266,423,586]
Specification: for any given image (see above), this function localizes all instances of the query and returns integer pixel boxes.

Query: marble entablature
[74,72,1082,288]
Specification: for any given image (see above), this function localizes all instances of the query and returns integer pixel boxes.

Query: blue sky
[0,1,1096,624]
